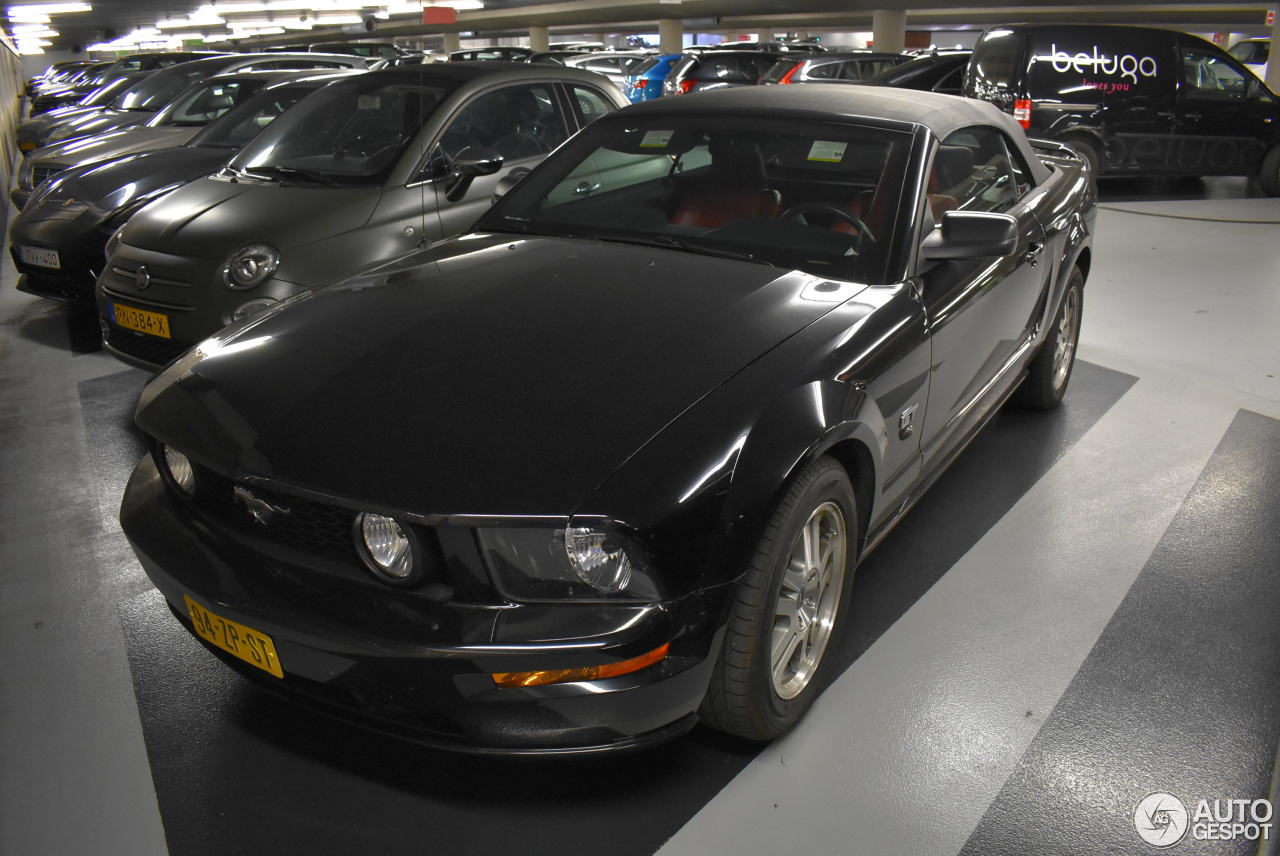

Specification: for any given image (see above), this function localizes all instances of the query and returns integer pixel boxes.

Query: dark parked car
[663,50,783,95]
[965,24,1280,193]
[308,42,404,62]
[28,61,114,114]
[9,71,362,306]
[862,50,971,94]
[43,53,364,147]
[760,51,912,85]
[449,47,535,62]
[15,60,366,210]
[96,63,628,369]
[119,86,1094,754]
[17,72,146,153]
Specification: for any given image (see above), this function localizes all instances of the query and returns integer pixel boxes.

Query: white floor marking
[657,373,1237,856]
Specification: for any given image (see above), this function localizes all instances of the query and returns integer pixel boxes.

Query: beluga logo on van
[1048,43,1159,84]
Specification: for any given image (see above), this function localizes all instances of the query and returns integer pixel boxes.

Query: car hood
[137,234,861,516]
[12,147,231,241]
[53,109,151,141]
[34,126,195,170]
[121,176,381,259]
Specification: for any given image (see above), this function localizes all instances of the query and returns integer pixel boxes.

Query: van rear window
[970,29,1026,92]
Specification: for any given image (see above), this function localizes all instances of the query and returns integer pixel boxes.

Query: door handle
[1024,241,1044,267]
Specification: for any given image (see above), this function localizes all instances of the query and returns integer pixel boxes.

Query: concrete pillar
[1267,5,1280,93]
[872,8,906,54]
[442,31,460,53]
[659,18,683,54]
[529,24,549,52]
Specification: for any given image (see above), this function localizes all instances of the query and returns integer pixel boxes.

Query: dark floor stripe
[118,362,1134,856]
[958,409,1280,856]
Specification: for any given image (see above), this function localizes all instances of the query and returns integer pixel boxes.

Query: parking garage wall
[0,39,21,203]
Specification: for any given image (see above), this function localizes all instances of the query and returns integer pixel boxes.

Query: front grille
[105,325,193,367]
[193,466,361,563]
[31,163,65,188]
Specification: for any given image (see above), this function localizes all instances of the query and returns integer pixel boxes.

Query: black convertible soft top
[621,85,1053,184]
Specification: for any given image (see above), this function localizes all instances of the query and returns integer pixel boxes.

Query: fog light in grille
[162,446,196,494]
[355,512,418,584]
[229,297,278,324]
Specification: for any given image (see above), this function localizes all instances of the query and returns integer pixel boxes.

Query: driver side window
[1181,48,1250,99]
[936,127,1028,215]
[437,83,571,163]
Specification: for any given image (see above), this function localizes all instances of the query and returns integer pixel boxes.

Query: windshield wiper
[240,165,339,186]
[595,233,775,267]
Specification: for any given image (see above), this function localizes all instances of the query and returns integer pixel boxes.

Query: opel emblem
[233,486,291,526]
[135,265,151,290]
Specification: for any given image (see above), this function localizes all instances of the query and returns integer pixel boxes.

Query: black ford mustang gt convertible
[120,86,1096,755]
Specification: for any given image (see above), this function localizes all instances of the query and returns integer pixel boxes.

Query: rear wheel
[1063,135,1102,178]
[1017,266,1083,410]
[1259,145,1280,197]
[700,456,858,741]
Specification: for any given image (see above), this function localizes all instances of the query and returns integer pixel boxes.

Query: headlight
[355,512,420,584]
[477,525,661,602]
[159,445,196,494]
[221,244,279,290]
[104,224,126,258]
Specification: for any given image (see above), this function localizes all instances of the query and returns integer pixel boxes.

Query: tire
[1259,145,1280,197]
[1017,266,1084,410]
[1063,135,1102,178]
[700,456,858,741]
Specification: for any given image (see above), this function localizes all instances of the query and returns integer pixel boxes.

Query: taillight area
[1014,98,1033,129]
[778,63,801,84]
[678,78,695,94]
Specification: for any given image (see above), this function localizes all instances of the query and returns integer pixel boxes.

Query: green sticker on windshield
[639,130,674,148]
[808,140,848,163]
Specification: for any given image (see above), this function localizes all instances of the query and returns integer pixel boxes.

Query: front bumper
[120,455,722,755]
[8,220,107,306]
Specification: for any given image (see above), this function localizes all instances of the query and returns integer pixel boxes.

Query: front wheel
[1017,266,1083,410]
[1259,145,1280,197]
[700,456,858,741]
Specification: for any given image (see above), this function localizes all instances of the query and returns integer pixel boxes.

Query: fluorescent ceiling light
[7,3,91,14]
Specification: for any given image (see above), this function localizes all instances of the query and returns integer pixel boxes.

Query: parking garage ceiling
[9,0,1277,53]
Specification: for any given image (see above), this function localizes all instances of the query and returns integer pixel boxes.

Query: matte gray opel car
[96,63,627,368]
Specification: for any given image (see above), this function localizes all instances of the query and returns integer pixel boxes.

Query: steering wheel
[781,202,877,246]
[491,132,547,160]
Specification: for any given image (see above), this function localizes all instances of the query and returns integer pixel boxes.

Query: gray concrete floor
[2,177,1279,856]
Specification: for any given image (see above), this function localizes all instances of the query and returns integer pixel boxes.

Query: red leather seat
[831,143,972,236]
[671,139,781,227]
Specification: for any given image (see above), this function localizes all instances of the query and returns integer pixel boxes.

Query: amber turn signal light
[491,643,670,688]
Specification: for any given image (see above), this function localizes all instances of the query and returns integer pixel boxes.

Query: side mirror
[455,146,504,177]
[445,147,504,202]
[922,210,1019,261]
[492,169,529,202]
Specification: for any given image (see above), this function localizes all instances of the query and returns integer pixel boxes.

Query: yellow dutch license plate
[112,302,171,339]
[184,595,284,678]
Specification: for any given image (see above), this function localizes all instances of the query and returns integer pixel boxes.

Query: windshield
[150,78,267,127]
[115,65,218,112]
[230,75,449,185]
[480,115,913,283]
[191,83,322,149]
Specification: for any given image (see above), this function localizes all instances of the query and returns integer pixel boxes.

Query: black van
[965,25,1280,194]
